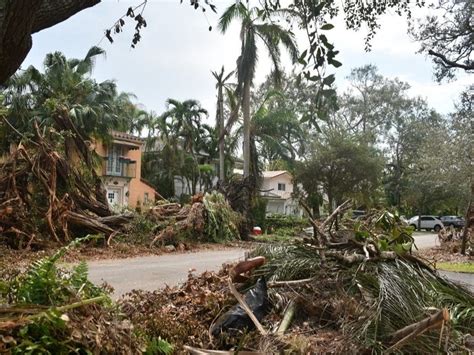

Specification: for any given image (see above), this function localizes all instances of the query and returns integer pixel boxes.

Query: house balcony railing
[102,157,136,178]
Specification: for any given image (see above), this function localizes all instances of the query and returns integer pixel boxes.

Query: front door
[106,188,122,206]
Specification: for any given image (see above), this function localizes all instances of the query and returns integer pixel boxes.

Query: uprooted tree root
[0,112,131,249]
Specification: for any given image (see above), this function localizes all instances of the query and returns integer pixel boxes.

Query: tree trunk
[0,0,100,84]
[218,85,225,182]
[461,182,473,255]
[242,80,251,178]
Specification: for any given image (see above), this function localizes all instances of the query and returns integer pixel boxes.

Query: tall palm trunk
[242,80,251,178]
[217,84,225,182]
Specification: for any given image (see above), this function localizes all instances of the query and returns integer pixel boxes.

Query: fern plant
[10,235,108,306]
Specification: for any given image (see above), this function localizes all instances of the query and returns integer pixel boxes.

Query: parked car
[408,215,444,232]
[439,216,465,228]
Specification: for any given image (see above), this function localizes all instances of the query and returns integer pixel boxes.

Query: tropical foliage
[0,237,160,353]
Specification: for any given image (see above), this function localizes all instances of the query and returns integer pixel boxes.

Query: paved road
[88,232,473,297]
[412,231,439,249]
[87,249,246,298]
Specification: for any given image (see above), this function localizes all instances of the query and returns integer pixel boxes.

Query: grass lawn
[436,262,474,273]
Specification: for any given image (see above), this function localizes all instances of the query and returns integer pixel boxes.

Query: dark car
[439,216,465,228]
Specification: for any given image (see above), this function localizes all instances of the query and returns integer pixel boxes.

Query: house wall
[261,173,293,199]
[127,148,156,207]
[95,140,156,208]
[266,200,285,214]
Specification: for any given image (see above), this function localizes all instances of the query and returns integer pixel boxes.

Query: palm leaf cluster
[1,46,144,153]
[203,191,241,242]
[248,212,474,353]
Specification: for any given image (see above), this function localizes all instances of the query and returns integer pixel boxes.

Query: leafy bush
[265,214,309,233]
[122,212,158,244]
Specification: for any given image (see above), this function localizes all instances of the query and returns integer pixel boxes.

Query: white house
[233,169,304,216]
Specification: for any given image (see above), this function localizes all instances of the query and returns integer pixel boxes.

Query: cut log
[276,300,297,335]
[229,256,266,283]
[65,211,115,235]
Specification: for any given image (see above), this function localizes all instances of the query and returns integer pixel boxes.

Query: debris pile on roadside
[148,191,242,247]
[0,109,131,249]
[0,237,150,354]
[122,202,474,354]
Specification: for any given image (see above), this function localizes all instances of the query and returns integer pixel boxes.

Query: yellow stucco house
[94,131,157,208]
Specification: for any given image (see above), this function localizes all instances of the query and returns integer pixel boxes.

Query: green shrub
[123,212,158,244]
[1,237,149,353]
[265,214,309,233]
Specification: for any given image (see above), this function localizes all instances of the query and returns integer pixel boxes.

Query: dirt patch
[415,241,473,264]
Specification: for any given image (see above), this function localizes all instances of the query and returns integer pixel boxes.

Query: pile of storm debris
[0,110,131,249]
[121,202,474,354]
[147,191,242,247]
[0,109,242,251]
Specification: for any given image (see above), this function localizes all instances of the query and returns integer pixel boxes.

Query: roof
[262,170,289,179]
[110,130,145,146]
[232,169,291,179]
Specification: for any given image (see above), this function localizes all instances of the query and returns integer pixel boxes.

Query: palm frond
[76,46,106,75]
[218,2,249,33]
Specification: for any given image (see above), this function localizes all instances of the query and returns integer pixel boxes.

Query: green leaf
[321,23,334,30]
[298,49,308,62]
[323,74,335,86]
[329,58,342,68]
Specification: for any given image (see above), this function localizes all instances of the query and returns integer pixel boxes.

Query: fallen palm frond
[246,205,474,353]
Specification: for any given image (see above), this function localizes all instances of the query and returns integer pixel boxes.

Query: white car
[408,215,444,232]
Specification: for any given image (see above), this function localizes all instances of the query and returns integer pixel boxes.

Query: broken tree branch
[387,308,450,351]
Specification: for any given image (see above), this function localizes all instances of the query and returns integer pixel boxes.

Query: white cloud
[22,0,469,124]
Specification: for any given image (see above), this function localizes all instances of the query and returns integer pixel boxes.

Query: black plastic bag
[211,277,269,337]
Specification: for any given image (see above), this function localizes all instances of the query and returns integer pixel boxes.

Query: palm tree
[3,46,119,143]
[235,91,306,179]
[212,66,234,183]
[218,2,298,178]
[160,98,209,195]
[161,99,208,157]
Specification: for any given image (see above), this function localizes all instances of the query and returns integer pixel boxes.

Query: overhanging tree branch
[428,49,474,71]
[0,0,101,84]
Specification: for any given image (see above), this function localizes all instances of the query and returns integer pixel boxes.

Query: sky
[22,0,471,125]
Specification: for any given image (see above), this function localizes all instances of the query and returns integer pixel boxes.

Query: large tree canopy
[0,0,100,84]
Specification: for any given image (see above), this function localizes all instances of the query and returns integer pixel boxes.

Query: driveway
[412,231,439,249]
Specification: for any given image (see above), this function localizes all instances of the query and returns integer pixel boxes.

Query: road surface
[412,231,441,249]
[88,232,473,297]
[87,249,246,297]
